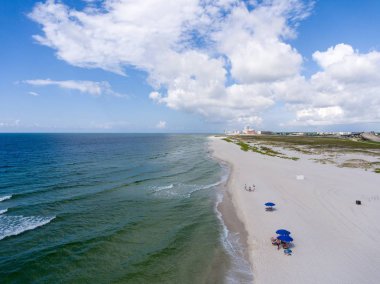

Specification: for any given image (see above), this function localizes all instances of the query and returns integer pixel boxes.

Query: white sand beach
[210,137,380,284]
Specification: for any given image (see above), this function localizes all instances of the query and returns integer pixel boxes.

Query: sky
[1,0,380,133]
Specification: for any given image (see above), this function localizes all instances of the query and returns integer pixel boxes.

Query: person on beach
[276,240,281,250]
[248,186,252,191]
[252,184,256,191]
[270,237,281,249]
[244,184,247,191]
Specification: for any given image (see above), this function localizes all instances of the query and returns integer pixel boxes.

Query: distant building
[243,126,258,135]
[224,126,263,136]
[225,129,243,135]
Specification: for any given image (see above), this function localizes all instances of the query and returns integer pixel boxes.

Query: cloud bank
[24,79,124,97]
[29,0,380,127]
[0,119,21,128]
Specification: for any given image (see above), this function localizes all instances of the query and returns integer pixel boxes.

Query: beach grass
[237,135,380,149]
[222,138,233,143]
[237,141,250,151]
[339,159,373,169]
[223,135,380,172]
[223,137,299,160]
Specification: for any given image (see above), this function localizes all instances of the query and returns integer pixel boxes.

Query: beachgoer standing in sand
[276,239,281,250]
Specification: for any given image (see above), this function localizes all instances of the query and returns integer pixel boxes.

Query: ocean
[0,134,252,283]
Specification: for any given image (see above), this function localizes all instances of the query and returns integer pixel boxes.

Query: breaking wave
[0,215,55,241]
[0,195,12,202]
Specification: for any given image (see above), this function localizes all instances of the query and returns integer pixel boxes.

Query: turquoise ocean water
[0,134,250,283]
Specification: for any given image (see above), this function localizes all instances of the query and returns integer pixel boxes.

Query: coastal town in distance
[225,125,380,142]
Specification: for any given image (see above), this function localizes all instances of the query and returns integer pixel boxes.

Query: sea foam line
[0,215,55,241]
[215,194,254,283]
[186,180,224,198]
[186,164,229,197]
[0,195,12,202]
[152,184,174,192]
[213,163,253,283]
[0,209,7,214]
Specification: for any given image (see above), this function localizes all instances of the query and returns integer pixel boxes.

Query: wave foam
[0,195,12,202]
[186,180,223,198]
[0,209,7,214]
[152,184,174,192]
[153,181,224,199]
[0,215,55,241]
[215,194,253,283]
[152,162,229,199]
[213,165,254,283]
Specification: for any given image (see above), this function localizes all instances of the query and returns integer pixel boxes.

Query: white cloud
[149,91,161,101]
[297,44,380,125]
[0,119,21,127]
[91,121,131,130]
[313,44,355,69]
[214,1,306,83]
[24,79,124,97]
[29,0,201,75]
[28,91,40,96]
[295,106,344,125]
[29,0,380,128]
[156,120,167,129]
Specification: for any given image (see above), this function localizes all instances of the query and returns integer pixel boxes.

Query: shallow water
[0,134,233,283]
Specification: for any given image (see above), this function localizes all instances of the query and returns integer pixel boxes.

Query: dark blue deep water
[0,134,229,283]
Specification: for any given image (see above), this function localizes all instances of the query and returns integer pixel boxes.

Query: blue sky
[1,0,380,133]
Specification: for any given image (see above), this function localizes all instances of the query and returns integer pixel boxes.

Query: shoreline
[209,136,380,283]
[213,157,253,283]
[210,141,255,284]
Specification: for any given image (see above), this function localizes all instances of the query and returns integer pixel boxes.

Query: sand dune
[210,136,380,284]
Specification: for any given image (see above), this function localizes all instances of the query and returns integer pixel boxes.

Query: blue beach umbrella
[264,202,275,207]
[277,235,294,243]
[276,229,291,235]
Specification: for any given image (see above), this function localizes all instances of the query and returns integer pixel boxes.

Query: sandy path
[210,137,380,284]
